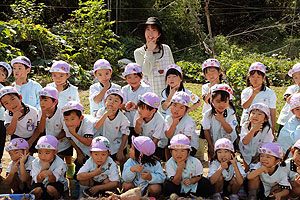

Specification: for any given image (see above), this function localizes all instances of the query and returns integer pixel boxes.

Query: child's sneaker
[66,163,75,179]
[229,194,239,200]
[212,193,222,200]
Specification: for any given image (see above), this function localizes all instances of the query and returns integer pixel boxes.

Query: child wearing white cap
[89,59,121,116]
[47,60,80,109]
[278,93,300,153]
[30,135,68,199]
[5,138,34,193]
[95,88,130,170]
[0,86,40,154]
[77,136,120,199]
[11,56,42,110]
[0,61,12,173]
[239,103,274,172]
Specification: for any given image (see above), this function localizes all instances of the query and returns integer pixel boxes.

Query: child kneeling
[165,134,213,198]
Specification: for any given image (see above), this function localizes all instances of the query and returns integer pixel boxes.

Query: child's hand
[171,116,181,125]
[215,112,224,122]
[251,86,261,96]
[93,165,102,176]
[131,164,144,173]
[105,107,114,116]
[295,174,300,186]
[125,101,136,111]
[13,106,23,119]
[136,116,143,126]
[182,178,192,186]
[116,149,125,162]
[41,161,50,171]
[103,81,111,90]
[177,160,186,169]
[170,84,180,96]
[230,153,238,167]
[220,162,228,170]
[141,170,152,181]
[269,192,282,200]
[260,165,269,174]
[19,153,29,164]
[251,122,263,132]
[11,160,20,174]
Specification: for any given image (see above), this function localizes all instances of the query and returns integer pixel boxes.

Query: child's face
[292,72,300,86]
[166,74,182,88]
[91,151,110,166]
[129,144,136,159]
[94,69,111,84]
[63,112,83,130]
[260,153,278,167]
[0,67,7,82]
[137,106,155,119]
[105,94,122,112]
[204,67,220,83]
[125,74,142,90]
[144,25,161,44]
[216,149,231,163]
[248,71,264,88]
[13,63,30,80]
[171,149,189,163]
[211,94,229,113]
[9,149,25,162]
[292,107,300,120]
[292,148,300,166]
[170,102,187,118]
[51,72,70,86]
[39,96,57,111]
[38,149,57,163]
[1,94,22,112]
[249,109,267,124]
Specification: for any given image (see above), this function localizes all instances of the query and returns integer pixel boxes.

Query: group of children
[0,55,300,200]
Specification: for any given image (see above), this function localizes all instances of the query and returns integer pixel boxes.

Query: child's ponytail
[280,146,292,167]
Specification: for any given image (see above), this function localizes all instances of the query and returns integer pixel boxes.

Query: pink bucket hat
[61,101,84,113]
[249,62,266,74]
[38,86,59,100]
[5,138,29,152]
[202,59,220,71]
[288,63,300,77]
[90,136,110,152]
[105,88,125,104]
[210,83,233,100]
[35,135,58,150]
[138,92,160,109]
[290,93,300,110]
[164,64,183,77]
[11,56,31,69]
[168,134,191,150]
[50,60,71,73]
[171,91,191,107]
[214,138,234,152]
[122,63,142,77]
[93,59,112,72]
[0,86,19,99]
[258,142,284,159]
[0,62,12,78]
[293,139,300,149]
[249,103,270,119]
[132,136,155,156]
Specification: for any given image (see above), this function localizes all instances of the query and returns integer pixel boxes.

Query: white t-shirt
[4,104,40,138]
[31,155,68,191]
[166,156,203,193]
[89,82,121,116]
[207,160,246,181]
[62,114,95,157]
[165,114,199,149]
[78,156,119,183]
[122,82,152,127]
[0,83,5,121]
[283,158,299,182]
[201,107,237,144]
[6,155,35,180]
[133,111,167,148]
[202,83,212,114]
[95,108,130,154]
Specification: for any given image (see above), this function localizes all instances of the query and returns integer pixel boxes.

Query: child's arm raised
[68,127,92,146]
[161,85,179,111]
[19,153,31,184]
[172,161,185,185]
[134,116,143,134]
[77,164,103,181]
[215,112,233,133]
[247,165,268,180]
[93,82,110,104]
[230,154,244,185]
[209,162,226,185]
[5,161,19,185]
[95,109,112,130]
[242,123,262,145]
[6,108,23,135]
[242,87,260,109]
[165,116,180,139]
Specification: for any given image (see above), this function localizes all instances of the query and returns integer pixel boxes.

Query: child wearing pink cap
[77,136,120,199]
[241,62,276,134]
[278,93,300,153]
[207,138,245,200]
[89,59,121,116]
[38,86,74,178]
[201,84,237,159]
[122,136,165,197]
[11,56,42,110]
[95,88,130,170]
[0,86,40,155]
[165,91,199,158]
[239,103,274,172]
[247,143,290,199]
[122,63,152,145]
[47,60,80,109]
[161,64,200,117]
[282,139,300,198]
[5,138,34,193]
[164,134,213,198]
[30,135,68,199]
[133,92,167,160]
[278,63,300,134]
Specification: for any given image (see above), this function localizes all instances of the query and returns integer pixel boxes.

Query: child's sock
[229,194,239,200]
[66,163,75,179]
[78,184,89,199]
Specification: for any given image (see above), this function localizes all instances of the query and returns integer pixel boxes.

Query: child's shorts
[58,146,73,157]
[30,182,65,198]
[110,148,127,161]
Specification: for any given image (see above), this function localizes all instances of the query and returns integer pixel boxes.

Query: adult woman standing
[134,17,174,99]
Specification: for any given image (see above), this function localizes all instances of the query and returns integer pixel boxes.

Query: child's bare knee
[148,184,162,196]
[122,182,134,191]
